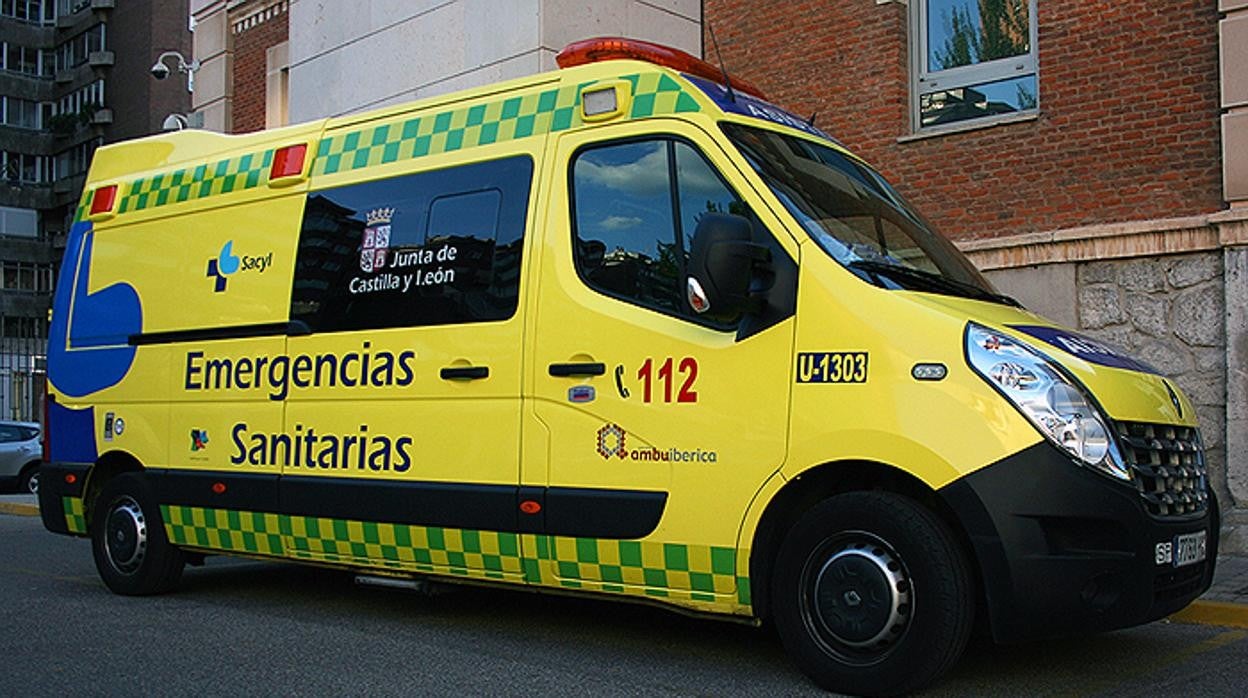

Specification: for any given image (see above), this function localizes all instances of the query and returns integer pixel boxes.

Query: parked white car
[0,421,41,494]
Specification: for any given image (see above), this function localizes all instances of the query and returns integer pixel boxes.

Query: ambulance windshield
[722,123,1017,307]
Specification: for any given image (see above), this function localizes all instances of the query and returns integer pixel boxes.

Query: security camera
[150,61,170,80]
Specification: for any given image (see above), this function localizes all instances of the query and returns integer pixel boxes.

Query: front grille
[1114,422,1208,519]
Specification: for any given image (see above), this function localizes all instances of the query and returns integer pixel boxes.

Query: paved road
[2,513,1246,696]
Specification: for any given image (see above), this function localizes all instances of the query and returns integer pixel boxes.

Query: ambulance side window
[290,156,533,332]
[571,138,748,324]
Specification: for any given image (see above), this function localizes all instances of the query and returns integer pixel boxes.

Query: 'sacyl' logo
[206,240,272,292]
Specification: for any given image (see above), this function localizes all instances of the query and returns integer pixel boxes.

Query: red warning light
[65,473,77,485]
[211,482,227,495]
[556,37,767,100]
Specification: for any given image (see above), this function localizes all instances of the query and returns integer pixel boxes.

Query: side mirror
[686,213,769,319]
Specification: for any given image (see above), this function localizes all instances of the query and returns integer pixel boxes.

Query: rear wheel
[90,472,185,595]
[771,492,973,696]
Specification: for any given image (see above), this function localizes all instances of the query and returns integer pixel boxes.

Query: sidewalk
[1,492,1246,626]
[0,492,37,517]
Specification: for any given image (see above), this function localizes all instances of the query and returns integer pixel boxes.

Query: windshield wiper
[847,260,1022,307]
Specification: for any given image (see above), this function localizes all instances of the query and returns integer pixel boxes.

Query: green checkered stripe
[63,496,86,534]
[162,505,525,581]
[311,71,702,178]
[538,535,751,606]
[284,515,525,580]
[155,504,749,609]
[73,190,91,223]
[115,149,276,215]
[164,505,285,557]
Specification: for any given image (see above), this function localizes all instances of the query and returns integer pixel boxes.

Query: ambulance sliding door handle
[548,362,606,377]
[440,366,489,381]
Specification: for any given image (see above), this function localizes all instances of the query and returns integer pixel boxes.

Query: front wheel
[90,472,185,595]
[771,492,974,696]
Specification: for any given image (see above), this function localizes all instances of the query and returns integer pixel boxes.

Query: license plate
[1172,531,1207,568]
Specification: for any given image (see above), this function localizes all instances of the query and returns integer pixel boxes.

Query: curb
[1169,600,1248,629]
[0,501,39,517]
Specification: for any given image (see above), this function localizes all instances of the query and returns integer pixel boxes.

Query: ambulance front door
[527,121,795,599]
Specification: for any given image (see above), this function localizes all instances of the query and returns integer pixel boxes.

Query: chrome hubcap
[104,496,147,575]
[804,533,913,661]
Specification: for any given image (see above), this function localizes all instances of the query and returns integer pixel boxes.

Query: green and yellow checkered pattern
[63,496,86,534]
[155,504,747,610]
[312,71,700,178]
[77,69,702,222]
[539,535,751,606]
[117,150,277,214]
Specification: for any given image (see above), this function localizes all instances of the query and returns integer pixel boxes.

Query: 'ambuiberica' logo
[594,423,719,463]
[360,207,394,272]
[206,240,273,292]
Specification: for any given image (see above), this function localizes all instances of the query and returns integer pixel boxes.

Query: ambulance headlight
[965,323,1130,481]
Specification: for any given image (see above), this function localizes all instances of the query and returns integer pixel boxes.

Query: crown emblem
[365,207,395,226]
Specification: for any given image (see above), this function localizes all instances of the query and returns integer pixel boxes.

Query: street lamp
[151,51,200,93]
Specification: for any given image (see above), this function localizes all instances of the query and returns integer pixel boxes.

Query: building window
[0,206,38,238]
[1,152,49,183]
[1,96,41,129]
[54,24,105,73]
[53,138,100,179]
[2,43,44,76]
[1,0,47,24]
[911,0,1038,130]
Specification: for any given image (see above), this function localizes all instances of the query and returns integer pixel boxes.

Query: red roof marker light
[556,37,767,101]
[270,143,307,180]
[89,185,118,216]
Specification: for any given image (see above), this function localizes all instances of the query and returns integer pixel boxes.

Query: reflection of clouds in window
[599,215,642,231]
[576,142,668,196]
[675,143,726,199]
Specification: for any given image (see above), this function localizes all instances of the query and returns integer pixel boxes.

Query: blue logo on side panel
[1009,325,1160,375]
[48,221,141,398]
[206,240,241,292]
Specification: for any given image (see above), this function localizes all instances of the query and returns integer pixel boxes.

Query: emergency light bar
[556,37,768,100]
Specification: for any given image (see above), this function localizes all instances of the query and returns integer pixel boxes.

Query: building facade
[191,0,700,132]
[0,0,190,422]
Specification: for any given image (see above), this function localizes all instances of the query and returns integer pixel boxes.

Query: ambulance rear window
[290,155,533,331]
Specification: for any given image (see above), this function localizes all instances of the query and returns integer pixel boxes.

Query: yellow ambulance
[40,38,1216,695]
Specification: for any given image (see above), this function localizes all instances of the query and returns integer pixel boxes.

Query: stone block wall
[1075,252,1229,517]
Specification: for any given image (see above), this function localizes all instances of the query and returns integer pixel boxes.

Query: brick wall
[231,8,287,134]
[703,1,1223,241]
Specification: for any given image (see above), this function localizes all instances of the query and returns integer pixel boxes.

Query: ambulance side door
[526,119,796,597]
[278,155,536,577]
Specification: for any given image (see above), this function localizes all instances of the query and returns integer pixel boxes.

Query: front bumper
[940,441,1218,644]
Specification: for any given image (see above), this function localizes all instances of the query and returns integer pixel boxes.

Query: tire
[90,472,185,595]
[771,492,974,697]
[19,463,39,494]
